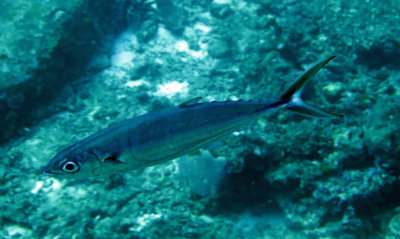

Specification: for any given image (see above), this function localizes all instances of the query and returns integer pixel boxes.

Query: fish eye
[62,161,79,173]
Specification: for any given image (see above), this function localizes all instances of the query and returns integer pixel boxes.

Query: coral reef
[0,0,399,238]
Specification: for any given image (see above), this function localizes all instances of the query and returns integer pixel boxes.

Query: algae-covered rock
[0,0,84,144]
[0,0,82,90]
[322,82,344,103]
[178,150,227,197]
[0,0,148,145]
[210,1,233,19]
[208,38,230,58]
[3,224,33,238]
[387,212,400,238]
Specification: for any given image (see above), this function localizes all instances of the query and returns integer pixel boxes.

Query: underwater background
[1,0,400,238]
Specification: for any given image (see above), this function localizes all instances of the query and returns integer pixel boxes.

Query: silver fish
[44,56,342,178]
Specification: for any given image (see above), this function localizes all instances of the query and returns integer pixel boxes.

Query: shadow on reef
[209,151,292,215]
[355,38,400,70]
[0,0,153,145]
[206,138,400,236]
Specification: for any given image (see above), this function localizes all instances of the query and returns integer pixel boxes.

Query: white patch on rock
[124,79,149,88]
[175,39,208,59]
[175,40,189,52]
[111,51,135,66]
[30,181,44,194]
[30,178,61,194]
[155,81,189,98]
[130,213,162,232]
[110,30,138,66]
[4,224,32,238]
[213,0,231,4]
[194,23,212,33]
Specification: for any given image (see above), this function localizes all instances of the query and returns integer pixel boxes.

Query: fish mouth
[43,169,59,176]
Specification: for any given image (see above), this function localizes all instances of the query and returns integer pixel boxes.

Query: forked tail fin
[281,56,343,119]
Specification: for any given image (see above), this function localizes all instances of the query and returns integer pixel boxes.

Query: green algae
[388,212,400,238]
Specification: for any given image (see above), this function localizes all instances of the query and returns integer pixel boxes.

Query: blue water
[0,0,399,238]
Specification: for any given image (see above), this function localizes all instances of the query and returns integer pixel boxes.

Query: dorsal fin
[179,97,203,108]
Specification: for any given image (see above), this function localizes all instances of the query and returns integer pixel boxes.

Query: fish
[43,56,343,178]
